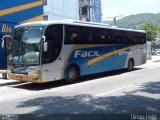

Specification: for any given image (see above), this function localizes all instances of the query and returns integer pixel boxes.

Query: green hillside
[114,13,160,29]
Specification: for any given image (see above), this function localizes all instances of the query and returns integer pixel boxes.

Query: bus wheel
[127,59,134,71]
[66,67,79,83]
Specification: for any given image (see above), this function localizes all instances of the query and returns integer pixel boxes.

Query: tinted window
[42,25,63,63]
[64,25,146,45]
[135,32,146,44]
[65,25,94,44]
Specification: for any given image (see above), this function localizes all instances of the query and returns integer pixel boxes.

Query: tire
[127,59,134,71]
[66,67,79,83]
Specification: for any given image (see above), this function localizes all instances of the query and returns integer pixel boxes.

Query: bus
[3,20,147,83]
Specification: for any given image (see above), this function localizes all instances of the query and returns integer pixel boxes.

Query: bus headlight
[27,66,39,74]
[28,70,39,74]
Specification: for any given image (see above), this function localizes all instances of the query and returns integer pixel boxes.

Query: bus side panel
[114,49,130,70]
[41,45,74,82]
[41,62,63,82]
[124,44,147,68]
[41,44,147,82]
[63,44,133,78]
[63,45,115,78]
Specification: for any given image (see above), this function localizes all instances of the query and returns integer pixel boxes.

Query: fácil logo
[74,50,100,58]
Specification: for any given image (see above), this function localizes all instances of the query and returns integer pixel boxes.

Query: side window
[64,26,147,45]
[42,25,63,64]
[65,25,94,44]
[125,32,136,44]
[104,30,116,44]
[94,28,104,44]
[135,33,146,44]
[115,31,128,44]
[93,28,111,44]
[65,25,79,44]
[81,27,94,44]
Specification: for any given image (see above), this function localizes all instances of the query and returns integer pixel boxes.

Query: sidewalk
[147,55,160,63]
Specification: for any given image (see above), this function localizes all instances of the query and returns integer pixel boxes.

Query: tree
[139,22,160,41]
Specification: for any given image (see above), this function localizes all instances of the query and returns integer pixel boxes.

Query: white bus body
[6,20,147,83]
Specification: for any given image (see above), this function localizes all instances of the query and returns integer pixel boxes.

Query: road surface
[0,56,160,115]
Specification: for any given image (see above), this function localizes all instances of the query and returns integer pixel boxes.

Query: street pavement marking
[95,84,134,97]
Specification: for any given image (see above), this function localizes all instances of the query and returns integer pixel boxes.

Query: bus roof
[15,19,146,33]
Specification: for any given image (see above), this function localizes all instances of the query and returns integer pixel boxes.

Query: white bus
[3,20,147,83]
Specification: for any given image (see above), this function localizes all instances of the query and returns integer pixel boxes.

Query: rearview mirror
[1,35,13,48]
[42,35,46,42]
[43,42,48,52]
[42,36,48,52]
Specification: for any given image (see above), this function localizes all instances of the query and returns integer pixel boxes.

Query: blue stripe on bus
[64,45,131,78]
[0,6,43,23]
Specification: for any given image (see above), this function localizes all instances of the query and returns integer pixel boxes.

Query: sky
[102,0,160,20]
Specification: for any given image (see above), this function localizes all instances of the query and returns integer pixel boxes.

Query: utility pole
[107,15,123,25]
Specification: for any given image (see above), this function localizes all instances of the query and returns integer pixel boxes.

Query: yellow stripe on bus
[87,45,139,66]
[20,15,44,24]
[60,44,117,79]
[0,1,43,16]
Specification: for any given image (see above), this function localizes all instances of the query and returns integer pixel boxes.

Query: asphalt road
[0,56,160,115]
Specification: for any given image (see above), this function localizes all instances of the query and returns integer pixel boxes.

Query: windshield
[8,26,43,65]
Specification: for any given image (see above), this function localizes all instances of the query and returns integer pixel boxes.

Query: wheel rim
[67,68,78,81]
[68,70,76,80]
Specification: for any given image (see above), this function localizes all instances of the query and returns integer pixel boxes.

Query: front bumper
[8,73,43,83]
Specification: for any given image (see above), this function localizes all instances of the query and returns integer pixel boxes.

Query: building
[0,0,102,24]
[43,0,79,20]
[0,0,44,23]
[0,0,44,69]
[0,0,102,69]
[44,0,102,23]
[79,0,102,23]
